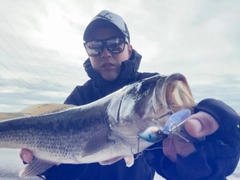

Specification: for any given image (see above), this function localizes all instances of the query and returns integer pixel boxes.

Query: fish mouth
[161,73,196,112]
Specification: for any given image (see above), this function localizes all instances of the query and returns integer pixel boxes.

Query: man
[21,10,240,180]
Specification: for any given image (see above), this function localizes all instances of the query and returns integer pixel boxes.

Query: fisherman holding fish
[19,10,240,180]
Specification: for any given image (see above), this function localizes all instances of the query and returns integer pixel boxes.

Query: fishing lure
[138,109,192,142]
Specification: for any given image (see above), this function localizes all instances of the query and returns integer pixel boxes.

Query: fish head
[108,73,196,139]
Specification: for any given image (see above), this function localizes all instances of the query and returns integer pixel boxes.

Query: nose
[101,47,112,58]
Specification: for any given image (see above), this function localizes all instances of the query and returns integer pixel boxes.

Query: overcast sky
[0,0,240,113]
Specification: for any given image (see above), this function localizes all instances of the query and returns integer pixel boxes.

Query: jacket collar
[83,49,142,87]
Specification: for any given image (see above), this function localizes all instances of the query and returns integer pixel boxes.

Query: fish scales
[0,104,112,162]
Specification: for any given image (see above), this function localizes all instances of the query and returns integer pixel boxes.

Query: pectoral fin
[82,130,114,157]
[19,157,55,177]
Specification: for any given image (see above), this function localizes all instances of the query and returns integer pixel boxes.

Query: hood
[83,49,142,86]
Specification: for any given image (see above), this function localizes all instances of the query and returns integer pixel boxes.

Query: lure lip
[161,109,191,134]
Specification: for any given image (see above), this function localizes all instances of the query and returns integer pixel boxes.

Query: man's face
[86,27,132,81]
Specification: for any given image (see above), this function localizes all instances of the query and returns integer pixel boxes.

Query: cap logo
[108,14,112,19]
[98,12,114,22]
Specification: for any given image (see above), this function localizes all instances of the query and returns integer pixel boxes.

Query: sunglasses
[84,37,128,57]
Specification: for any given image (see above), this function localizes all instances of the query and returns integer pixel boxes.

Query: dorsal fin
[0,103,75,121]
[21,103,75,116]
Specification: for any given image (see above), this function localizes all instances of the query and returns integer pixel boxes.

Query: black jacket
[41,50,240,180]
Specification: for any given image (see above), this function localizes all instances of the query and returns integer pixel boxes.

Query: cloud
[0,0,239,112]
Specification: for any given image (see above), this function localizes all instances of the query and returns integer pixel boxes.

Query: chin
[102,74,118,81]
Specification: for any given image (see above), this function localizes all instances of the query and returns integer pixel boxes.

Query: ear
[128,45,133,57]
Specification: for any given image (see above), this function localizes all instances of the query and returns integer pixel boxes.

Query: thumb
[184,111,219,138]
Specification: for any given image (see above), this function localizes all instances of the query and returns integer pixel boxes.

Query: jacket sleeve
[146,98,240,180]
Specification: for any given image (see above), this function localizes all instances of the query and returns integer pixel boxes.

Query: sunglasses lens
[85,37,126,56]
[85,41,103,56]
[106,37,125,54]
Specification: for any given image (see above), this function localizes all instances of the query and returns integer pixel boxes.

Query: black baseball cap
[83,10,130,42]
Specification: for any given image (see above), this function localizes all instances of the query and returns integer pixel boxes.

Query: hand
[20,148,33,163]
[162,111,219,162]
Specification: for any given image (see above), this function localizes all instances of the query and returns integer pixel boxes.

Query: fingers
[184,111,219,138]
[163,138,177,162]
[20,148,33,163]
[163,111,219,162]
[163,138,196,162]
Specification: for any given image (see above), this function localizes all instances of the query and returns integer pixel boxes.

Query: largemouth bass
[0,73,196,177]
